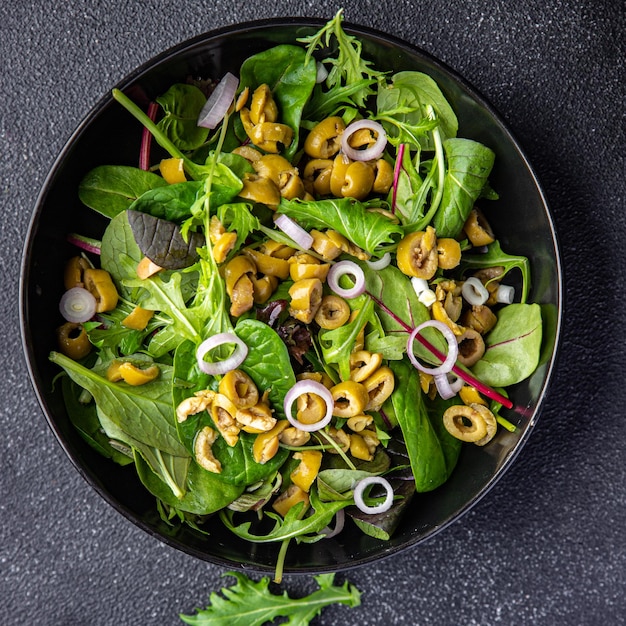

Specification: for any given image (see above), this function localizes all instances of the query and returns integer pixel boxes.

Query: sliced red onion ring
[353,476,394,514]
[197,72,239,129]
[321,509,345,539]
[327,260,365,299]
[196,332,248,375]
[283,380,334,432]
[365,252,391,270]
[434,372,464,400]
[340,119,387,162]
[273,214,314,250]
[462,277,489,306]
[59,287,97,323]
[496,284,515,304]
[407,319,458,376]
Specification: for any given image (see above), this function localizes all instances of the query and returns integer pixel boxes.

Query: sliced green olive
[219,369,259,409]
[249,84,278,125]
[304,116,346,158]
[56,322,91,360]
[288,278,323,324]
[456,328,486,366]
[315,295,351,330]
[463,208,495,246]
[362,366,395,411]
[330,380,369,417]
[396,226,438,279]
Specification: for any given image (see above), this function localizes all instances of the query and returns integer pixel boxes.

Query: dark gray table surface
[2,1,624,624]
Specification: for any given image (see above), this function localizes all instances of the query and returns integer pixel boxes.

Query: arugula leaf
[431,138,496,238]
[318,298,375,381]
[471,303,543,386]
[156,83,209,151]
[277,197,403,254]
[220,488,348,544]
[179,571,361,626]
[300,9,386,110]
[459,239,531,304]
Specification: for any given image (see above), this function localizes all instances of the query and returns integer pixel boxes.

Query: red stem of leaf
[139,102,159,171]
[366,289,513,410]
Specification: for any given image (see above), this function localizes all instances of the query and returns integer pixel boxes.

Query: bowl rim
[19,16,563,575]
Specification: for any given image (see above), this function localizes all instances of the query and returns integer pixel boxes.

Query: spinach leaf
[129,181,203,222]
[234,318,297,420]
[61,376,133,466]
[375,71,458,151]
[239,44,317,160]
[388,358,460,491]
[135,452,244,516]
[78,165,168,219]
[100,210,143,292]
[277,197,403,254]
[96,407,189,498]
[431,138,495,238]
[471,303,543,386]
[459,239,531,304]
[156,83,209,151]
[49,351,188,458]
[212,432,289,487]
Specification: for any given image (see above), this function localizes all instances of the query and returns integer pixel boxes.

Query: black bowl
[20,18,562,575]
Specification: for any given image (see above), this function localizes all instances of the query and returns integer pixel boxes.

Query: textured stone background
[2,1,624,624]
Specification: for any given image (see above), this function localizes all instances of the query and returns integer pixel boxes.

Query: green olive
[243,247,290,280]
[372,158,394,193]
[340,161,375,200]
[56,322,92,360]
[330,380,369,418]
[396,226,438,279]
[238,173,281,207]
[303,116,346,158]
[303,158,334,196]
[219,369,259,409]
[288,278,323,324]
[463,208,495,246]
[249,84,278,125]
[288,252,330,282]
[315,295,351,330]
[253,154,304,200]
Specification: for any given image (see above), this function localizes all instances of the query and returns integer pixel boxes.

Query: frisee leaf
[179,571,361,626]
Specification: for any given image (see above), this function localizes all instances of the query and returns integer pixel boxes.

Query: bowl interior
[21,19,561,574]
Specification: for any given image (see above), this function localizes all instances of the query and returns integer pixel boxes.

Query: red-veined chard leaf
[471,303,543,387]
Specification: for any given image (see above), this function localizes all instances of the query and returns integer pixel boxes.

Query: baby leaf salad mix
[50,11,543,581]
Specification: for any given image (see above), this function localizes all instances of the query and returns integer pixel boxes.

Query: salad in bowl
[23,11,560,578]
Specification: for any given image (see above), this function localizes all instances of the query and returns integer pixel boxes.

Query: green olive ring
[442,404,488,442]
